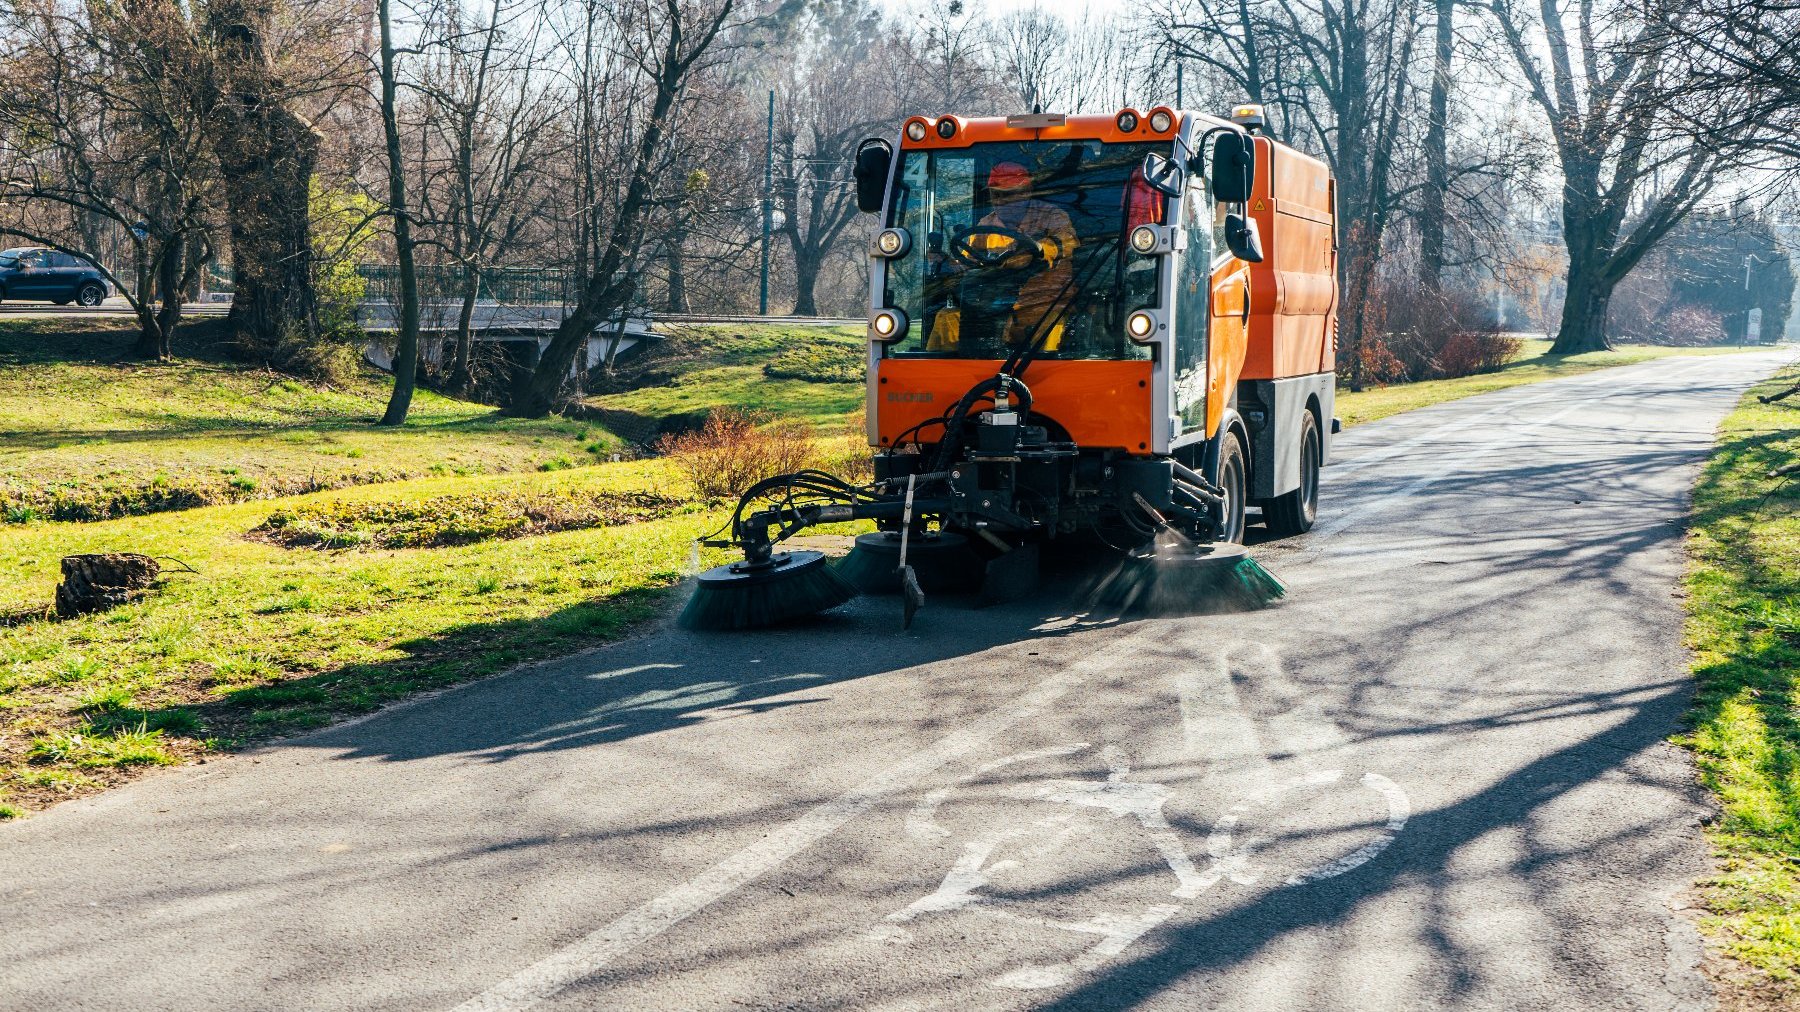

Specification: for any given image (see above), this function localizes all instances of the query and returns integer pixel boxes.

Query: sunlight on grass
[1678,363,1800,989]
[0,458,733,816]
[1338,340,1756,429]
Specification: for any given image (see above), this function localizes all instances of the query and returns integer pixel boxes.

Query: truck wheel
[1216,433,1248,544]
[1266,411,1320,536]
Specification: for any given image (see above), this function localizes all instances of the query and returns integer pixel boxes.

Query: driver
[979,162,1078,349]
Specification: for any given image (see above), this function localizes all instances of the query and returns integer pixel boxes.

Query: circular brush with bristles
[1086,538,1286,615]
[679,550,858,631]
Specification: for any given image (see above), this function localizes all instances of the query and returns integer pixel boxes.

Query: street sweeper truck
[682,103,1338,630]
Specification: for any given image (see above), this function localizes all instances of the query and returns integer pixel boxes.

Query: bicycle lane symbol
[862,743,1410,992]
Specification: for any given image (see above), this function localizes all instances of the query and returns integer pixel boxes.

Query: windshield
[883,140,1166,360]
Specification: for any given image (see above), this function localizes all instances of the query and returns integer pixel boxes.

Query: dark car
[0,247,110,306]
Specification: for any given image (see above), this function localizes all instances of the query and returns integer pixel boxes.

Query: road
[2,349,1792,1010]
[0,297,229,319]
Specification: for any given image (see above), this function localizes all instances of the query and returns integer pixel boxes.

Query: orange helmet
[987,162,1032,193]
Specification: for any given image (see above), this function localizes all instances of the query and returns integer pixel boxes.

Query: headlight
[936,117,957,140]
[1148,108,1174,133]
[1130,225,1160,255]
[1126,310,1157,342]
[1116,109,1140,133]
[873,228,911,258]
[905,119,928,142]
[871,308,909,341]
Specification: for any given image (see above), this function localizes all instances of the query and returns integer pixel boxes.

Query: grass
[584,324,866,438]
[0,319,617,522]
[1678,362,1800,1000]
[1337,339,1756,429]
[0,460,732,817]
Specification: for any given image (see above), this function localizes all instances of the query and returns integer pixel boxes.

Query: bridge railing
[355,264,579,306]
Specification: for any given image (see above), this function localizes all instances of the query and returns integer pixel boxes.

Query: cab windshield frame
[880,139,1171,362]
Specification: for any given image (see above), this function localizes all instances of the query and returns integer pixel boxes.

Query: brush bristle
[1087,546,1285,615]
[679,561,858,631]
[837,533,983,595]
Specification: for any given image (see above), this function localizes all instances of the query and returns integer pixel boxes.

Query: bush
[1351,280,1519,384]
[655,408,820,501]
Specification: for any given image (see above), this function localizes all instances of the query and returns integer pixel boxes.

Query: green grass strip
[1679,362,1800,991]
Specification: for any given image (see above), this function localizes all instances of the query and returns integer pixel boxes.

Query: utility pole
[1175,64,1183,109]
[760,89,773,317]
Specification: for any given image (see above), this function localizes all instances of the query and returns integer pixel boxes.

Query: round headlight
[1148,109,1174,133]
[874,228,911,257]
[1126,311,1156,341]
[1116,109,1139,133]
[936,117,957,139]
[872,309,908,341]
[1130,225,1159,255]
[905,120,928,143]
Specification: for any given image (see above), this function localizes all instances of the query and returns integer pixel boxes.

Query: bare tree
[376,0,424,424]
[0,0,218,359]
[508,0,738,418]
[1163,0,1427,390]
[1488,0,1729,353]
[773,0,892,316]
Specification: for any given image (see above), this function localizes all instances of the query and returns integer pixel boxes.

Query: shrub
[1352,279,1518,384]
[655,408,819,501]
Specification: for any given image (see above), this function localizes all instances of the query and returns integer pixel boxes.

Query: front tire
[76,283,105,307]
[1266,411,1321,536]
[1215,432,1248,544]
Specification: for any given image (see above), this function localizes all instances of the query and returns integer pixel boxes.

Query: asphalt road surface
[3,349,1793,1011]
[0,298,229,319]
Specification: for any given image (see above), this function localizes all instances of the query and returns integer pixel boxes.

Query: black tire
[1266,410,1321,536]
[76,283,105,307]
[1215,432,1248,544]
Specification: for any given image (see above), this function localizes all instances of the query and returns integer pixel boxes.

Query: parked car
[0,247,110,306]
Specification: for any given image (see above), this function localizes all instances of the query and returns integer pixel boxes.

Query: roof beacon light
[1148,108,1175,134]
[905,119,929,143]
[1230,104,1266,133]
[936,117,958,140]
[1115,109,1140,133]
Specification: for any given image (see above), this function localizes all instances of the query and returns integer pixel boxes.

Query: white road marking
[904,743,1091,842]
[1284,773,1411,886]
[449,634,1145,1012]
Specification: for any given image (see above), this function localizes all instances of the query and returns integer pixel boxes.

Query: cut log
[54,553,160,618]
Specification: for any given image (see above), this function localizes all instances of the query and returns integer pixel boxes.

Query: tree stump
[55,553,159,618]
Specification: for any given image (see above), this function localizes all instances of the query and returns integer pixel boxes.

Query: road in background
[1,350,1792,1010]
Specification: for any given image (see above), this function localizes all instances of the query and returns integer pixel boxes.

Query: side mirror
[854,138,892,215]
[1211,132,1255,203]
[1224,213,1264,263]
[1141,152,1183,197]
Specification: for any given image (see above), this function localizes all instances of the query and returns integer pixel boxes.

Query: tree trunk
[207,0,321,354]
[791,251,820,317]
[666,235,687,314]
[377,0,421,426]
[1417,0,1453,290]
[1550,258,1615,354]
[448,266,479,393]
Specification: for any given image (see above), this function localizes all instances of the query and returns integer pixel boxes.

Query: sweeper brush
[836,531,984,595]
[1087,539,1286,615]
[679,550,858,631]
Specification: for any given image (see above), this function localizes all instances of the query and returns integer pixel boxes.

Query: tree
[376,0,424,424]
[0,0,218,359]
[1488,0,1729,353]
[204,0,354,361]
[773,0,891,316]
[1163,0,1427,390]
[508,0,738,418]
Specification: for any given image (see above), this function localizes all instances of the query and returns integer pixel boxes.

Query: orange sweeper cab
[683,104,1339,631]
